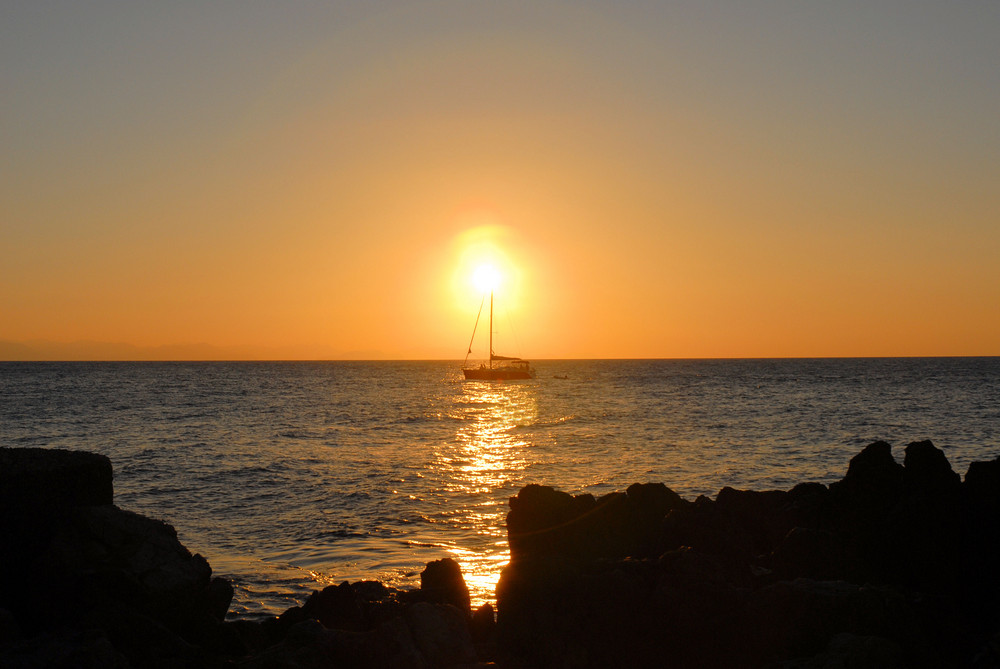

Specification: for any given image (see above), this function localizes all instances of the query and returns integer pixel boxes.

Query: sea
[1,358,998,620]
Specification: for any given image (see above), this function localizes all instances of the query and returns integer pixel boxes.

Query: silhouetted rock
[776,632,906,669]
[771,527,844,580]
[965,455,1000,513]
[300,581,368,632]
[6,441,999,668]
[419,557,472,614]
[0,447,113,513]
[470,602,497,660]
[497,440,1000,668]
[507,481,687,563]
[903,439,962,494]
[1,448,233,667]
[405,602,477,666]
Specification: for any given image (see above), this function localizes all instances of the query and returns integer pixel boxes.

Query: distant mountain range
[0,340,364,361]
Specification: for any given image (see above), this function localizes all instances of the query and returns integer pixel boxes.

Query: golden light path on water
[440,379,537,606]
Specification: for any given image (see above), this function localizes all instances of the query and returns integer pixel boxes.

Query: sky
[2,1,998,360]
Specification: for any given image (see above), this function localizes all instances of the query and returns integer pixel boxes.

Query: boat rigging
[462,291,535,380]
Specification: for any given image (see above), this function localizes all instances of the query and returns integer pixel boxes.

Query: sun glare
[472,264,501,293]
[447,223,531,323]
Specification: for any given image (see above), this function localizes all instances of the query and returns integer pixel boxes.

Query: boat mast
[489,291,494,370]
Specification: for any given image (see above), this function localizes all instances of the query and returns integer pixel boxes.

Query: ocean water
[2,358,998,619]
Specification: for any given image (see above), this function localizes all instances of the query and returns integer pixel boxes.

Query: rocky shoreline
[2,441,998,668]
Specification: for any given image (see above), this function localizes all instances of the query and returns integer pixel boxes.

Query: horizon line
[2,355,998,363]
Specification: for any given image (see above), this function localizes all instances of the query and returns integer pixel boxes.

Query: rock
[0,608,20,644]
[420,557,471,614]
[964,456,1000,607]
[965,456,1000,514]
[743,578,938,666]
[828,440,903,508]
[470,602,497,661]
[37,504,224,632]
[0,448,234,668]
[497,442,1000,668]
[507,484,595,559]
[715,487,792,555]
[0,448,115,589]
[0,447,113,513]
[470,602,494,638]
[497,555,664,668]
[7,441,999,668]
[881,441,968,594]
[405,602,476,667]
[507,482,687,563]
[902,440,961,496]
[774,632,906,669]
[771,527,844,580]
[208,576,235,622]
[239,619,352,669]
[0,628,129,669]
[298,581,367,632]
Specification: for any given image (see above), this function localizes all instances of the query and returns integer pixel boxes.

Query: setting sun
[447,224,528,312]
[472,264,501,293]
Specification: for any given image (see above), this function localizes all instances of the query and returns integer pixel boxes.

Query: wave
[511,415,577,431]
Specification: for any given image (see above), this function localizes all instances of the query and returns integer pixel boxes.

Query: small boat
[463,291,535,380]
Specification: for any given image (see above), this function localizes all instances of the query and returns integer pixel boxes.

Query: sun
[448,223,528,316]
[472,264,501,293]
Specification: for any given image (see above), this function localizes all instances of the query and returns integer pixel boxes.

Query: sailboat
[463,291,535,380]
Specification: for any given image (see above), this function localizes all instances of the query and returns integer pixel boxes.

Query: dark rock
[715,487,792,554]
[881,441,968,594]
[964,455,1000,607]
[774,632,906,669]
[0,448,115,592]
[470,602,497,660]
[965,456,1000,514]
[239,619,357,669]
[420,557,472,614]
[208,576,235,622]
[0,628,129,669]
[0,447,234,668]
[404,602,477,667]
[8,441,999,668]
[36,504,223,632]
[784,481,831,528]
[828,440,903,507]
[747,579,913,661]
[972,626,1000,669]
[507,484,596,560]
[771,527,845,580]
[902,440,961,496]
[497,556,666,668]
[507,481,688,565]
[299,581,367,632]
[0,447,113,513]
[498,441,1000,668]
[0,608,20,644]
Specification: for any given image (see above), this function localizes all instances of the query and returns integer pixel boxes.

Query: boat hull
[463,367,534,380]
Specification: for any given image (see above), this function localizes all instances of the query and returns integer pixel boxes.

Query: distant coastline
[2,340,997,362]
[0,340,374,362]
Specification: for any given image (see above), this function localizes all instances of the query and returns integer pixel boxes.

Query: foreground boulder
[497,440,1000,667]
[0,447,496,668]
[0,448,236,667]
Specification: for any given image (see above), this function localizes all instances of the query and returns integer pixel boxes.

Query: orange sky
[2,3,999,360]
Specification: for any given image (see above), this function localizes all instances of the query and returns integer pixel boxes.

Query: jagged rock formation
[3,442,999,667]
[496,440,1000,668]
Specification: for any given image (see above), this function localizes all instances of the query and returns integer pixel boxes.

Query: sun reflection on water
[437,379,538,606]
